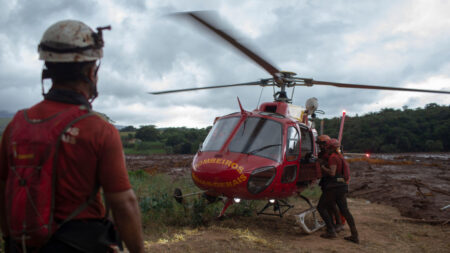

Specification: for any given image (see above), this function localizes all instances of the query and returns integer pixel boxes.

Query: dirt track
[126,153,450,252]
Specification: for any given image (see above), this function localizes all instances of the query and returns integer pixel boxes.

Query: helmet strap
[85,61,101,105]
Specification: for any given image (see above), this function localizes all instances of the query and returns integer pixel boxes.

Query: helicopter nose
[192,158,248,189]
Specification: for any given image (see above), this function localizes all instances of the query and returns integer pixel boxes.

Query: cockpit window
[201,117,239,151]
[229,117,282,162]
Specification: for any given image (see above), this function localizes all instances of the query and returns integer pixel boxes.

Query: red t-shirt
[0,100,131,220]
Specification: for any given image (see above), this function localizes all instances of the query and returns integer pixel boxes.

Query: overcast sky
[1,0,449,128]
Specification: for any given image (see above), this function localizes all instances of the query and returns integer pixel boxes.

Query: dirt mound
[126,154,193,178]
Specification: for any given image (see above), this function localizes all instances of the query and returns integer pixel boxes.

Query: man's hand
[321,164,336,176]
[104,189,145,253]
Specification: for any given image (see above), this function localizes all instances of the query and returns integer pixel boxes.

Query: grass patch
[124,147,166,155]
[300,185,322,201]
[119,131,135,137]
[124,141,167,155]
[129,170,224,237]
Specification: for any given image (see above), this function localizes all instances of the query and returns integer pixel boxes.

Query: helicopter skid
[295,195,325,234]
[257,199,293,217]
[295,208,325,234]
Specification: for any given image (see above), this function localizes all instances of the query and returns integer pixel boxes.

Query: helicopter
[150,11,450,228]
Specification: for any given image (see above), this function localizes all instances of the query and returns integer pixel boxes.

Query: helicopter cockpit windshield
[201,117,240,151]
[201,116,283,162]
[229,117,282,162]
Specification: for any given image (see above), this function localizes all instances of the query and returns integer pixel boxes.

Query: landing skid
[294,195,325,234]
[257,199,294,217]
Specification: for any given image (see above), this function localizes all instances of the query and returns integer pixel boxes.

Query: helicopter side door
[297,125,320,184]
[274,124,300,197]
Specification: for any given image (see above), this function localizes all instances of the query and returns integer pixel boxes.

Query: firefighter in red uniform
[316,135,344,233]
[0,20,145,252]
[317,138,359,243]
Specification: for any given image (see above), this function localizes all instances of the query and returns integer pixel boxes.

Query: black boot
[320,229,337,239]
[334,224,344,233]
[344,225,359,244]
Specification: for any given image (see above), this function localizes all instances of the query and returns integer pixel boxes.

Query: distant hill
[0,118,11,135]
[317,103,450,153]
[0,110,14,118]
[0,111,14,135]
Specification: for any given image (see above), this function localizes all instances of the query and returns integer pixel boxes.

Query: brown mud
[126,153,450,252]
[347,153,450,222]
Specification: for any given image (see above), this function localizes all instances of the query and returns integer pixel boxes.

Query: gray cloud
[1,0,449,128]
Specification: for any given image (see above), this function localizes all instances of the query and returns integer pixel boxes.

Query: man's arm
[104,189,144,253]
[321,164,336,176]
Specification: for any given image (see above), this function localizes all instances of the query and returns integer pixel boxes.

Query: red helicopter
[150,12,450,228]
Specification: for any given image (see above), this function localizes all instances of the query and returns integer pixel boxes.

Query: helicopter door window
[201,117,240,151]
[286,126,299,161]
[281,165,297,183]
[300,127,313,160]
[228,117,282,162]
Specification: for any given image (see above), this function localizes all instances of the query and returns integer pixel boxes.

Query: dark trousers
[317,185,357,234]
[4,219,119,253]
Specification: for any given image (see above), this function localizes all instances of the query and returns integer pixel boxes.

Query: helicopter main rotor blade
[184,11,281,79]
[149,80,266,95]
[310,80,450,94]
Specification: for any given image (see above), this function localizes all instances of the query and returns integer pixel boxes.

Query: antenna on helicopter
[237,97,245,114]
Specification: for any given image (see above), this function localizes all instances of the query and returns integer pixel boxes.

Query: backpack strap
[60,184,100,225]
[49,110,97,231]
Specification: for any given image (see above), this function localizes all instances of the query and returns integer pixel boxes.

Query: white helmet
[38,20,110,62]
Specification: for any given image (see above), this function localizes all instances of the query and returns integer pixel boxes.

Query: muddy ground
[126,153,450,252]
[347,153,450,221]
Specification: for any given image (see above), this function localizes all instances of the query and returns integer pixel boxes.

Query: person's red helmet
[326,138,340,150]
[316,135,331,144]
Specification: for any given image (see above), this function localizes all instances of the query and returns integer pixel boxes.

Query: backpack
[5,106,94,247]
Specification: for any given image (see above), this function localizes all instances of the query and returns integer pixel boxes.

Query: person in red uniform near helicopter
[0,20,145,252]
[316,135,344,233]
[317,138,359,243]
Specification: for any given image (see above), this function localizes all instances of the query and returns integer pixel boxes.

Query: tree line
[120,103,449,154]
[318,103,450,153]
[120,125,211,154]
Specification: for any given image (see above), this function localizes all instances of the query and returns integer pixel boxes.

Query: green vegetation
[129,168,323,235]
[2,103,447,154]
[300,185,322,200]
[121,126,211,155]
[128,170,258,236]
[317,103,450,153]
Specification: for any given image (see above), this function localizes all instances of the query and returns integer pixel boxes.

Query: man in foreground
[0,20,144,252]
